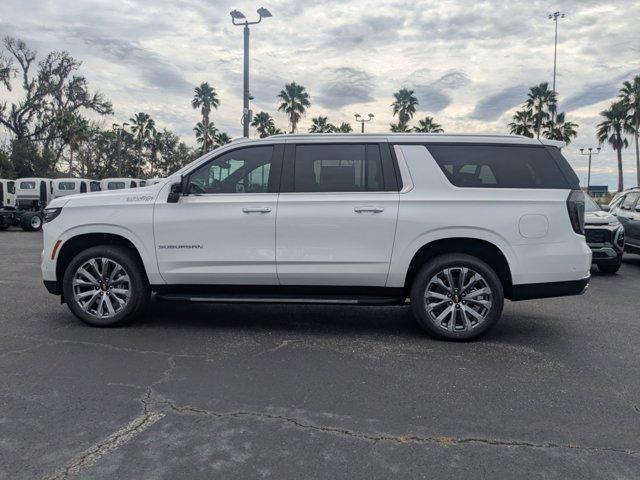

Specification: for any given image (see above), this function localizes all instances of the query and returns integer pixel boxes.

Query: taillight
[566,190,585,235]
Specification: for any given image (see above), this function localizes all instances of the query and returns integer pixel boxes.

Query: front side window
[428,144,571,189]
[107,182,126,190]
[621,193,640,210]
[20,181,36,190]
[293,144,383,192]
[188,146,274,194]
[58,182,76,190]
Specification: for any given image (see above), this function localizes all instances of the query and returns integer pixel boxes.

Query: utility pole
[354,113,374,133]
[580,147,600,192]
[548,11,565,122]
[230,7,272,138]
[112,122,129,177]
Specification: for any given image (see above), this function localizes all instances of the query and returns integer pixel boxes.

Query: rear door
[276,142,400,286]
[618,192,640,249]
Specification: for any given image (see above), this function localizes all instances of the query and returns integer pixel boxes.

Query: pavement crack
[157,401,640,457]
[41,410,165,480]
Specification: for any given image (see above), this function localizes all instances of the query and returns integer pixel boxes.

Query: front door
[154,144,283,285]
[276,142,400,286]
[617,192,640,249]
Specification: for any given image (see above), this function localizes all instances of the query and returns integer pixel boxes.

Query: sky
[1,0,639,188]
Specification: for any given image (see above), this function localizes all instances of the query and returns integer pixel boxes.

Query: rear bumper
[510,275,590,301]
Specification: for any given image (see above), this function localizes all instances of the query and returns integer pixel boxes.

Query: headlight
[43,207,62,223]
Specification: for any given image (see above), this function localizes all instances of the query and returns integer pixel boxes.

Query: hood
[585,210,619,226]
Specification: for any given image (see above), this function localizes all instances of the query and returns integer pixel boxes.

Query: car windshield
[107,182,126,190]
[584,195,601,212]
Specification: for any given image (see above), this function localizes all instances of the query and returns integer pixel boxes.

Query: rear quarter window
[427,144,573,189]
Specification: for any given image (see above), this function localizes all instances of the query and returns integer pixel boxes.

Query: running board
[155,293,404,306]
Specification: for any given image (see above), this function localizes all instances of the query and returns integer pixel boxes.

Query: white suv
[41,134,591,340]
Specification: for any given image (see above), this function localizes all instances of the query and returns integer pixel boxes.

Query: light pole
[230,7,272,138]
[579,147,600,191]
[354,113,374,133]
[548,11,565,122]
[112,122,129,176]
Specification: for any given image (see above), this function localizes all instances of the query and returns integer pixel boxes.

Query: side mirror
[635,205,640,212]
[167,181,183,203]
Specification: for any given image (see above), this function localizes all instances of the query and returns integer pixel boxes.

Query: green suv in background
[585,195,625,274]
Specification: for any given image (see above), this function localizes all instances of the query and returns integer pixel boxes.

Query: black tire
[410,253,504,341]
[21,212,43,232]
[0,223,8,231]
[62,245,150,327]
[597,259,622,274]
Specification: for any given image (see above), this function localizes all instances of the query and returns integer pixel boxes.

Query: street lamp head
[368,113,374,118]
[588,147,593,152]
[257,7,272,18]
[580,148,584,153]
[230,9,246,20]
[597,147,601,152]
[355,114,361,119]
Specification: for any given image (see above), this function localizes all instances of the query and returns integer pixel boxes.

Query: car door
[276,141,400,286]
[154,144,283,285]
[618,192,640,249]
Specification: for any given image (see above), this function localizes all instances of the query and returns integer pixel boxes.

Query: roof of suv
[231,133,564,147]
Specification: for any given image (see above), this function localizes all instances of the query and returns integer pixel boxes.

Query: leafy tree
[508,109,535,138]
[413,117,443,133]
[57,112,90,174]
[390,123,410,132]
[597,101,633,192]
[266,124,283,136]
[335,122,353,133]
[191,82,219,152]
[194,121,218,151]
[309,116,335,133]
[277,82,310,133]
[543,112,578,145]
[391,88,418,131]
[525,82,557,138]
[214,132,232,147]
[251,111,276,138]
[619,75,640,185]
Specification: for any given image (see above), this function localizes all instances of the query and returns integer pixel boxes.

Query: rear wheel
[21,212,43,232]
[62,245,150,327]
[410,254,504,341]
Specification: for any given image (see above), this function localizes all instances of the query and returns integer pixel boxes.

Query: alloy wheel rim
[73,257,131,319]
[31,216,41,229]
[424,267,493,333]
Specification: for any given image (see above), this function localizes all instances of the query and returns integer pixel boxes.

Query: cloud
[561,73,634,112]
[317,67,375,109]
[470,85,530,121]
[410,70,471,112]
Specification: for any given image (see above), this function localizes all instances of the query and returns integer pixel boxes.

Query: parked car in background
[608,188,640,256]
[52,178,101,199]
[100,178,144,191]
[41,134,591,340]
[0,179,16,207]
[12,178,54,231]
[584,194,625,273]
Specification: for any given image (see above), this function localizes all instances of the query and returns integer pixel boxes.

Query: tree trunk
[69,149,73,175]
[635,126,639,187]
[617,146,624,193]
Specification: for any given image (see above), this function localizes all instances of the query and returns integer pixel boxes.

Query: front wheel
[21,212,43,232]
[597,258,622,274]
[410,254,504,341]
[62,245,150,327]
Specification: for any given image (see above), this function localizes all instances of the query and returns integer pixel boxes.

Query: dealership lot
[1,230,639,479]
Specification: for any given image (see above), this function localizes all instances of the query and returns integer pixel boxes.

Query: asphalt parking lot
[1,230,639,479]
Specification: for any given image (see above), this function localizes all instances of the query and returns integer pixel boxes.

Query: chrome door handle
[354,206,384,213]
[242,206,271,214]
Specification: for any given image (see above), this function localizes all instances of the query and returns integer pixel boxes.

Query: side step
[155,293,405,306]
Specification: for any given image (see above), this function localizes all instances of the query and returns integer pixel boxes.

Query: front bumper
[585,224,624,264]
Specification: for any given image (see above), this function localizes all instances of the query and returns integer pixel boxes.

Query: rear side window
[58,182,76,190]
[107,182,125,190]
[293,144,383,192]
[427,144,572,189]
[20,181,36,189]
[621,193,640,210]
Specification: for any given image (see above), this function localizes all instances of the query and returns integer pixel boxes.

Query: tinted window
[7,181,15,194]
[427,145,571,189]
[140,181,146,187]
[20,181,36,190]
[107,182,126,190]
[293,144,383,192]
[584,195,600,212]
[90,182,101,192]
[621,193,640,210]
[58,182,76,190]
[189,146,274,194]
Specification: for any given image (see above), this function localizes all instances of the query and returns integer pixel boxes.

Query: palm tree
[214,132,232,147]
[277,82,311,133]
[508,110,535,138]
[390,123,410,132]
[194,121,218,151]
[148,128,164,177]
[525,82,557,138]
[309,116,335,133]
[335,122,353,133]
[391,88,418,130]
[619,75,640,185]
[413,116,444,133]
[58,112,90,174]
[191,82,220,152]
[251,111,276,138]
[543,112,578,145]
[597,101,633,192]
[129,112,155,177]
[266,124,283,136]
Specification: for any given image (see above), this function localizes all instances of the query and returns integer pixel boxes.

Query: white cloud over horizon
[1,0,639,188]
